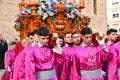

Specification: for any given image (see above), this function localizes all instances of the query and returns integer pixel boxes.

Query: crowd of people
[0,26,120,80]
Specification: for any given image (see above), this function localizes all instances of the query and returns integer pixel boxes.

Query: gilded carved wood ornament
[14,0,90,40]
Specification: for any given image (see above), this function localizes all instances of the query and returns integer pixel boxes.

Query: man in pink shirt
[70,32,81,79]
[13,32,33,80]
[102,29,118,80]
[61,31,73,80]
[108,40,120,80]
[71,27,113,80]
[61,32,81,80]
[25,27,62,80]
[18,29,39,80]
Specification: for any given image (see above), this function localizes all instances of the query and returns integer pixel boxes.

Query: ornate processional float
[14,0,91,40]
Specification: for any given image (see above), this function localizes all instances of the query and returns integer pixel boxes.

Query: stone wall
[0,0,20,43]
[82,0,107,33]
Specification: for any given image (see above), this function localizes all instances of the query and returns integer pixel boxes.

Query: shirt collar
[38,42,43,47]
[81,43,93,48]
[31,43,35,47]
[107,41,113,46]
[65,44,69,47]
[38,42,49,47]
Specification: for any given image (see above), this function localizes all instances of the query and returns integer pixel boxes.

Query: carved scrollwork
[15,0,90,40]
[32,15,42,30]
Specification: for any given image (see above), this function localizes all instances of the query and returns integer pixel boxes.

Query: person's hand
[7,67,11,72]
[96,33,104,40]
[97,38,105,45]
[102,71,107,76]
[51,33,58,40]
[52,38,62,54]
[96,33,105,45]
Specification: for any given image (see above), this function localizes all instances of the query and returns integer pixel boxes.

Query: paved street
[0,69,4,78]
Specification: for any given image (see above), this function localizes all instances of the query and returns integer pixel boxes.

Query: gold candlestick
[80,0,85,8]
[28,0,30,3]
[72,0,76,4]
[19,0,27,12]
[38,0,40,3]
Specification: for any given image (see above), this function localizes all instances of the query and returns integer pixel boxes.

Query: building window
[116,14,119,17]
[113,13,119,18]
[113,14,116,18]
[93,0,97,14]
[112,1,119,5]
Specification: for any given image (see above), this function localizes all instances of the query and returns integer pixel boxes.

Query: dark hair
[71,32,79,38]
[64,31,72,36]
[14,38,18,40]
[27,32,34,38]
[58,36,64,40]
[80,27,92,36]
[11,42,16,45]
[9,41,16,45]
[106,28,118,35]
[32,29,38,35]
[58,36,64,46]
[37,27,50,36]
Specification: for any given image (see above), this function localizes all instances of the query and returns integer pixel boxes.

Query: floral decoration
[15,1,84,27]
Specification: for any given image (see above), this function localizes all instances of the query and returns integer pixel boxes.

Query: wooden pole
[80,0,85,7]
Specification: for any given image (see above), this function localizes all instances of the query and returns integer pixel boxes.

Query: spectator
[0,34,8,69]
[14,38,19,43]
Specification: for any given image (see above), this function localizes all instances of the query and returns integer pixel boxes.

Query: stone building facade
[0,0,107,42]
[0,0,20,42]
[107,0,120,34]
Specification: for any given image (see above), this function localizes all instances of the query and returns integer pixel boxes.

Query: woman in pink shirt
[1,42,16,80]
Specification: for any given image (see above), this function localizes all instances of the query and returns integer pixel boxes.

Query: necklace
[84,46,93,63]
[88,54,92,62]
